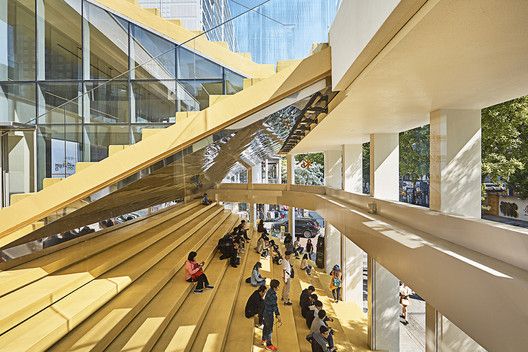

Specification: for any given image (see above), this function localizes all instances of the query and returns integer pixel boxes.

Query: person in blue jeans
[262,279,282,351]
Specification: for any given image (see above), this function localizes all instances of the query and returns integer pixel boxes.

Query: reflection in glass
[178,47,223,79]
[0,0,36,81]
[0,83,36,123]
[225,70,244,94]
[84,1,128,80]
[83,124,130,162]
[38,82,82,124]
[131,24,175,80]
[85,82,129,123]
[178,80,223,111]
[132,81,176,123]
[37,124,82,188]
[44,0,82,80]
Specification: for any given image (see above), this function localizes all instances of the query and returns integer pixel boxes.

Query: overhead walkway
[211,183,528,352]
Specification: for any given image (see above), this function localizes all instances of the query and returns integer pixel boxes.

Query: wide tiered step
[0,202,231,351]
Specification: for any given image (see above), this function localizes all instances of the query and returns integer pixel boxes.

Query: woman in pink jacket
[185,251,214,293]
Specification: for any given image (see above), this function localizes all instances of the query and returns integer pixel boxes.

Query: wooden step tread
[0,205,219,334]
[0,208,225,350]
[109,214,240,352]
[0,202,201,298]
[190,228,255,352]
[223,234,268,352]
[50,212,235,352]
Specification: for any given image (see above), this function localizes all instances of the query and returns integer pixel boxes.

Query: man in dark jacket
[300,286,316,308]
[245,285,267,327]
[262,279,282,351]
[302,293,318,319]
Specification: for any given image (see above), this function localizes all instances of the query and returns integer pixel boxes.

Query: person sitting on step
[245,285,267,328]
[310,309,336,351]
[302,293,318,318]
[300,285,316,308]
[251,262,267,287]
[185,251,214,293]
[238,220,251,241]
[300,253,313,276]
[201,193,212,205]
[311,326,336,352]
[307,300,333,328]
[293,238,304,258]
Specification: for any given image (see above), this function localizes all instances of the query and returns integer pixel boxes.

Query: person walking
[262,279,282,351]
[329,265,342,303]
[281,251,293,305]
[185,251,214,293]
[245,285,267,328]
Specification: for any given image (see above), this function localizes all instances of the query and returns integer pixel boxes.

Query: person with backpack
[245,285,267,328]
[329,265,342,303]
[185,251,213,294]
[251,262,267,287]
[311,326,336,352]
[282,251,293,305]
[262,279,282,351]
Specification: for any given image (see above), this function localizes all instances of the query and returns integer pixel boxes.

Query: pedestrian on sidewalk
[262,279,282,351]
[282,251,294,305]
[399,282,413,325]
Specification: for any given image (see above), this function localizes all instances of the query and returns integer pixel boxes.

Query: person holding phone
[185,251,214,293]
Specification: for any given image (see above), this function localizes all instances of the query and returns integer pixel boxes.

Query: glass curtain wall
[0,0,245,191]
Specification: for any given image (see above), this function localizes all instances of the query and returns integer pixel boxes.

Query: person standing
[262,279,282,351]
[282,251,293,305]
[399,282,413,325]
[306,239,315,261]
[329,265,342,303]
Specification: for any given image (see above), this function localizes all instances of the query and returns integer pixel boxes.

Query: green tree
[482,96,528,198]
[294,152,324,185]
[399,125,430,182]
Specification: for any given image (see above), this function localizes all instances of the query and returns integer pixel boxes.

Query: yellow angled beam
[209,95,228,106]
[277,59,303,72]
[141,128,164,139]
[242,78,264,89]
[238,52,252,60]
[108,145,129,156]
[0,48,331,249]
[10,193,33,205]
[75,162,96,173]
[143,7,160,16]
[176,111,200,121]
[168,19,181,26]
[214,41,229,49]
[43,178,64,189]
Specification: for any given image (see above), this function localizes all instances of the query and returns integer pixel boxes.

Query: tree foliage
[482,96,528,198]
[294,152,324,185]
[399,125,430,182]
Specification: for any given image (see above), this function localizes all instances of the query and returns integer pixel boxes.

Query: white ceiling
[293,0,528,153]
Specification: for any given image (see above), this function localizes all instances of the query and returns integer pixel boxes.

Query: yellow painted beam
[108,145,130,156]
[214,41,229,49]
[143,7,160,16]
[0,48,331,249]
[238,52,252,60]
[10,194,32,205]
[175,111,200,121]
[76,162,97,173]
[277,59,303,72]
[43,178,64,188]
[168,19,181,26]
[141,128,164,139]
[242,78,264,89]
[209,94,228,106]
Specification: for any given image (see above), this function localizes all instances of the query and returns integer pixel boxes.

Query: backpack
[290,267,295,279]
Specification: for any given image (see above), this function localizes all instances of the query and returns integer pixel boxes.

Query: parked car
[271,217,320,238]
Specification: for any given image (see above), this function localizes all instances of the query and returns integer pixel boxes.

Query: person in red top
[185,251,214,293]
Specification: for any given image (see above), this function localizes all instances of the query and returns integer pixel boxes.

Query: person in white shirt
[282,251,293,305]
[399,282,413,325]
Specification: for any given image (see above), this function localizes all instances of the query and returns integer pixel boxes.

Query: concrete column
[341,235,364,305]
[324,150,342,189]
[325,223,341,273]
[426,303,438,352]
[0,0,8,80]
[252,162,262,184]
[264,159,269,184]
[288,206,295,240]
[368,256,400,351]
[430,109,481,218]
[286,154,294,190]
[342,144,363,193]
[370,133,399,200]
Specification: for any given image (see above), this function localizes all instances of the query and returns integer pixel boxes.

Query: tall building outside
[231,0,341,64]
[139,0,237,51]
